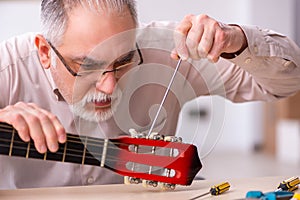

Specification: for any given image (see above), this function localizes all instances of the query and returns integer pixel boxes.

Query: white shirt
[0,22,300,189]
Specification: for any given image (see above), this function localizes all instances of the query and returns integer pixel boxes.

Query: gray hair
[41,0,138,46]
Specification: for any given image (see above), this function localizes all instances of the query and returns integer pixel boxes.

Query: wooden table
[0,176,299,200]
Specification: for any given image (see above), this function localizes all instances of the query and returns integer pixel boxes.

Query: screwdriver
[147,58,182,136]
[275,176,300,192]
[189,182,230,200]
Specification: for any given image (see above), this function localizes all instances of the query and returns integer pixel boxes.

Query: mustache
[82,87,122,105]
[85,92,112,103]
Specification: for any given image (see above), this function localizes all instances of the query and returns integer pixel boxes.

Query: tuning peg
[147,132,164,140]
[159,182,176,190]
[129,129,146,138]
[164,136,182,143]
[124,176,142,185]
[142,180,158,188]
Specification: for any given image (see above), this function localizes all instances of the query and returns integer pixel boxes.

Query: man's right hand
[0,102,66,153]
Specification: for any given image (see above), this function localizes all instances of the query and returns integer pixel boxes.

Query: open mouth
[92,98,112,109]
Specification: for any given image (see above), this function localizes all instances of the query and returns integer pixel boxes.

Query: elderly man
[0,0,300,189]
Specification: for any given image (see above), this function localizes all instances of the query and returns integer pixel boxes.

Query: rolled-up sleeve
[230,25,300,98]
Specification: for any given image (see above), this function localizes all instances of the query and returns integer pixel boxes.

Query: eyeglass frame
[47,39,144,77]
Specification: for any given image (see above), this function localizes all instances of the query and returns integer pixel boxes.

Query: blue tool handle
[246,191,294,200]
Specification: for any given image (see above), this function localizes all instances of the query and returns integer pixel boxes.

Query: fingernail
[59,134,66,143]
[179,54,188,61]
[39,144,47,153]
[23,135,30,142]
[50,143,58,152]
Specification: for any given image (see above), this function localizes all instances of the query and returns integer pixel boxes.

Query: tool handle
[210,182,230,195]
[278,177,300,191]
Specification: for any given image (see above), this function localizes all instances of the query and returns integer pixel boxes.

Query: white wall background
[137,0,296,156]
[0,0,297,157]
[0,0,40,41]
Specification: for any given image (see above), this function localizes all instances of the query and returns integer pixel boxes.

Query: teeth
[86,93,112,103]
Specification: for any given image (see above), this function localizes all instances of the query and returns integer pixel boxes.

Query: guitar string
[0,127,180,155]
[0,125,172,150]
[0,126,131,151]
[0,142,144,165]
[0,141,177,167]
[0,142,173,177]
[0,135,178,165]
[0,125,177,178]
[0,134,176,157]
[0,124,180,168]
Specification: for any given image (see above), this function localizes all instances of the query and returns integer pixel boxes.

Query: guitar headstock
[108,131,202,190]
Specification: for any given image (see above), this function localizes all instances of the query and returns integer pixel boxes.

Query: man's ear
[35,34,51,69]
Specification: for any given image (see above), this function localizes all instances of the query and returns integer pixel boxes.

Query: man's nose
[95,72,116,94]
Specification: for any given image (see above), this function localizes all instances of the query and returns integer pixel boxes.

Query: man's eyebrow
[72,56,107,66]
[115,50,136,62]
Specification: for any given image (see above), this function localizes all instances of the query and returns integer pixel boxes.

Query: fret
[11,132,28,157]
[44,151,47,160]
[84,137,104,166]
[26,141,30,159]
[9,128,15,156]
[46,143,64,161]
[100,139,108,167]
[28,142,44,159]
[82,136,88,165]
[64,135,84,164]
[62,141,67,162]
[102,140,119,168]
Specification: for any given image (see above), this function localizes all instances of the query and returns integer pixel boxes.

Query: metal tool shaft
[189,192,210,200]
[147,58,182,136]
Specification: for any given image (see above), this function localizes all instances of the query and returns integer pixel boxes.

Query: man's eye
[113,53,135,67]
[80,63,99,70]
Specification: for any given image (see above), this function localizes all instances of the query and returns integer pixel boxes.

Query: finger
[0,104,30,142]
[26,104,59,153]
[186,18,204,59]
[197,26,216,59]
[29,103,66,144]
[20,109,47,153]
[15,103,49,153]
[174,15,194,60]
[207,31,226,63]
[170,49,180,60]
[10,114,31,142]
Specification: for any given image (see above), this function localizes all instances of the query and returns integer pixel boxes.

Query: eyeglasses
[47,40,143,78]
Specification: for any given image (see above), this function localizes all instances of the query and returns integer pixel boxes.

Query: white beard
[71,88,122,122]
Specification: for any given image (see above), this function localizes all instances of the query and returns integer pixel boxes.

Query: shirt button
[284,61,292,67]
[245,58,252,64]
[87,177,94,184]
[253,45,258,54]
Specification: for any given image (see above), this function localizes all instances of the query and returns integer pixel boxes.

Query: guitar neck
[0,122,118,169]
[0,122,202,186]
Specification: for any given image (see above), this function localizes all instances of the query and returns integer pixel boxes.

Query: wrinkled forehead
[86,28,137,63]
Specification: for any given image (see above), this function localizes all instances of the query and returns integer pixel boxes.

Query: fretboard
[0,122,119,168]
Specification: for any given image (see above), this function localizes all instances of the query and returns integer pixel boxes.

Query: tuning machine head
[142,180,158,188]
[159,182,176,190]
[124,176,142,185]
[141,180,176,190]
[147,132,164,140]
[129,129,146,138]
[164,136,182,143]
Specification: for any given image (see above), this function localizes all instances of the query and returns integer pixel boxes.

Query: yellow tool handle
[210,182,230,195]
[292,193,300,200]
[278,177,300,191]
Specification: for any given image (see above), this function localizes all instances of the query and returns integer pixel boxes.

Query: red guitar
[0,122,202,189]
